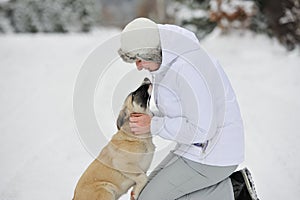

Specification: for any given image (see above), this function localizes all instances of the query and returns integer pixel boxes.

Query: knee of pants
[137,187,156,200]
[137,184,170,200]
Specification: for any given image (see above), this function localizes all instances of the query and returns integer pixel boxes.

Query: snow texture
[0,28,300,200]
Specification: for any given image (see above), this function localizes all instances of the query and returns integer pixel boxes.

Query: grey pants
[138,152,237,200]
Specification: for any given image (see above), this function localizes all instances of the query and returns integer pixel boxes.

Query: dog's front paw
[130,191,136,200]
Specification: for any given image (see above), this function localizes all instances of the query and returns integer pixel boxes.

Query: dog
[73,77,155,200]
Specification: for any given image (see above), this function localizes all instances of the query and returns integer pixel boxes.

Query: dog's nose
[143,77,151,84]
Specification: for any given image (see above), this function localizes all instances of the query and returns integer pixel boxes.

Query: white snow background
[0,28,299,200]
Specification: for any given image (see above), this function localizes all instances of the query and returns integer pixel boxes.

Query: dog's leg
[96,187,115,200]
[73,184,116,200]
[94,181,119,200]
[125,173,148,200]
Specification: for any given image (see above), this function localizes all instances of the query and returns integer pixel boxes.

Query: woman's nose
[135,60,143,70]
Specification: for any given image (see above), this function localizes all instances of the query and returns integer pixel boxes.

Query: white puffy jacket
[150,24,244,166]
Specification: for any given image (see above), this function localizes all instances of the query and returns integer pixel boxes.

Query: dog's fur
[73,78,155,200]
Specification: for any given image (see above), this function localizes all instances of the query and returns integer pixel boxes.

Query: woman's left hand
[129,113,151,134]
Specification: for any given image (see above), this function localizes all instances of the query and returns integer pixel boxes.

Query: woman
[118,18,256,200]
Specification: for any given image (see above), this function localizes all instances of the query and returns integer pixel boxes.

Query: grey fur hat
[118,18,162,64]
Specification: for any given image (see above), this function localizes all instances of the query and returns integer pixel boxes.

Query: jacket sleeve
[150,62,214,145]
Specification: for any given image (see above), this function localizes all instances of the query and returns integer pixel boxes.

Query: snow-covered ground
[0,28,299,200]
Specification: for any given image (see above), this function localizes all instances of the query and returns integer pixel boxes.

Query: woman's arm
[150,63,214,145]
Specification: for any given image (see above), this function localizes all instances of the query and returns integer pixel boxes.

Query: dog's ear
[117,94,132,130]
[117,108,127,130]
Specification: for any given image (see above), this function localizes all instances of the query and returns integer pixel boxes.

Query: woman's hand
[129,113,152,134]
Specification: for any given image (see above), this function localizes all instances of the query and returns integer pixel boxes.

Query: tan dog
[73,78,155,200]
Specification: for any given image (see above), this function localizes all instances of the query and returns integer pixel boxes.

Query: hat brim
[118,48,162,64]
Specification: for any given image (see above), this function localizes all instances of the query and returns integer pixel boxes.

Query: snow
[170,3,208,21]
[0,28,300,200]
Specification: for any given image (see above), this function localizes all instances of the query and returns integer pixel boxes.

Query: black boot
[230,168,259,200]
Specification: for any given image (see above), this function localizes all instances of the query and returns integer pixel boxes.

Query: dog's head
[117,77,152,130]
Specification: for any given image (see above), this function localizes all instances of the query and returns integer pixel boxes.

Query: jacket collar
[151,24,201,76]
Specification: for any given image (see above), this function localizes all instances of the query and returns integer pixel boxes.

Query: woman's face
[135,59,160,72]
